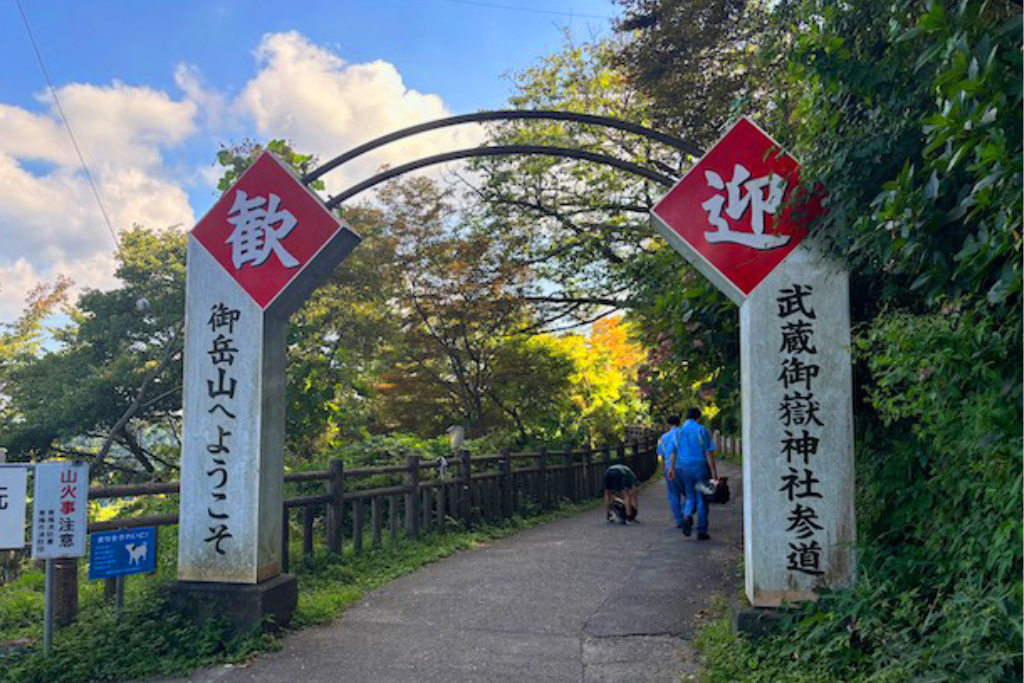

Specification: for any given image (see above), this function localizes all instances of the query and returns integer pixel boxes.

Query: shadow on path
[160,461,742,683]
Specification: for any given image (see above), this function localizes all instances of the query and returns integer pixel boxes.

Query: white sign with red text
[32,462,89,559]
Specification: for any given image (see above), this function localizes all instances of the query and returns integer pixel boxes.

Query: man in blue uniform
[658,415,685,528]
[666,408,718,540]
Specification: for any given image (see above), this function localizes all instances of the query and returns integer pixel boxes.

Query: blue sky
[0,0,619,321]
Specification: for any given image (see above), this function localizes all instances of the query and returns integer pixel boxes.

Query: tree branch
[97,323,182,466]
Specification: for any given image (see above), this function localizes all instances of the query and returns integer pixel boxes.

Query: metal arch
[304,109,703,185]
[323,145,676,209]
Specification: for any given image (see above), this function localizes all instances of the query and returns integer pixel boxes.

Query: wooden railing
[277,438,661,569]
[711,429,742,460]
[35,437,661,624]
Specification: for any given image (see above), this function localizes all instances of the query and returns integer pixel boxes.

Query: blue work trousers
[665,471,686,526]
[677,462,711,535]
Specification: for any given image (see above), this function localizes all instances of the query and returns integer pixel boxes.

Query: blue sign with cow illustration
[88,527,157,580]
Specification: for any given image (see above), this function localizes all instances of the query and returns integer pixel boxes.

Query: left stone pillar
[171,238,296,631]
[171,151,361,633]
[177,238,287,585]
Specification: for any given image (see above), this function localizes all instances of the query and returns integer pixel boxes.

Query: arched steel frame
[302,109,704,207]
[324,145,675,209]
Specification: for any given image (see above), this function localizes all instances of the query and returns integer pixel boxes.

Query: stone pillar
[173,153,360,634]
[178,239,286,584]
[741,244,856,607]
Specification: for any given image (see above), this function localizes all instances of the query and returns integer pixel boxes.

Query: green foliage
[215,139,325,193]
[614,0,772,147]
[770,0,1022,315]
[476,35,740,428]
[856,306,1022,593]
[628,247,739,429]
[698,564,1020,683]
[0,277,72,424]
[681,0,1023,680]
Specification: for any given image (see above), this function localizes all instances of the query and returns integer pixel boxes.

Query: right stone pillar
[740,243,856,607]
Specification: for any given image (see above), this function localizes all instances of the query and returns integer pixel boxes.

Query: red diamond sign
[191,151,347,309]
[651,117,821,304]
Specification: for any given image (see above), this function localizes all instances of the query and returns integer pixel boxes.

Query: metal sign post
[43,559,54,654]
[32,461,89,654]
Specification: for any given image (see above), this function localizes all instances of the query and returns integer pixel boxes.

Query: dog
[126,542,148,566]
[607,496,639,524]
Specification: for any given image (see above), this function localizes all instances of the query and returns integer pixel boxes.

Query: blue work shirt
[672,419,715,468]
[658,428,679,475]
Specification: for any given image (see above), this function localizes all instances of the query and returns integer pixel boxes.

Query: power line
[13,0,124,260]
[430,0,610,20]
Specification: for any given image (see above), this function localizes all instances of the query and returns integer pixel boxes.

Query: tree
[1,227,186,476]
[468,35,742,423]
[0,140,402,475]
[614,0,773,147]
[371,176,548,438]
[0,277,73,424]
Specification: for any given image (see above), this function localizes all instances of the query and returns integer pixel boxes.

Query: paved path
[165,462,742,683]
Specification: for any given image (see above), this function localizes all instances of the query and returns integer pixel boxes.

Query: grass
[0,497,600,683]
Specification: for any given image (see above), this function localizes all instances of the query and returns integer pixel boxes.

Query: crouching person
[603,463,639,524]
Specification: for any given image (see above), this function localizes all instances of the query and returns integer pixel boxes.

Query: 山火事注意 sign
[650,117,855,607]
[32,462,89,559]
[89,527,157,580]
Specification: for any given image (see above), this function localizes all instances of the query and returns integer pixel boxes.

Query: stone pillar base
[167,574,297,635]
[734,606,791,639]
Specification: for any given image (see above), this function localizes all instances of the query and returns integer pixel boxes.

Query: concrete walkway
[164,462,742,683]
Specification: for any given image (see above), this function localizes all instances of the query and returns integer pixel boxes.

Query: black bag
[703,477,730,505]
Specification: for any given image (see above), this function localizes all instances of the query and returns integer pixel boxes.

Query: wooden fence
[24,431,744,625]
[38,437,675,624]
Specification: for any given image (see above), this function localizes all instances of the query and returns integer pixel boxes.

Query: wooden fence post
[460,450,473,527]
[405,455,421,538]
[54,558,78,626]
[630,440,640,475]
[372,496,383,548]
[435,484,446,528]
[563,450,574,502]
[583,444,593,497]
[281,508,291,573]
[420,487,431,532]
[353,501,364,554]
[538,447,548,509]
[303,506,315,558]
[326,458,345,554]
[500,448,513,518]
[389,495,399,544]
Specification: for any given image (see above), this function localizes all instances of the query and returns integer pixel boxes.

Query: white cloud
[174,64,229,131]
[0,253,118,323]
[1,31,479,323]
[0,82,197,323]
[235,32,484,196]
